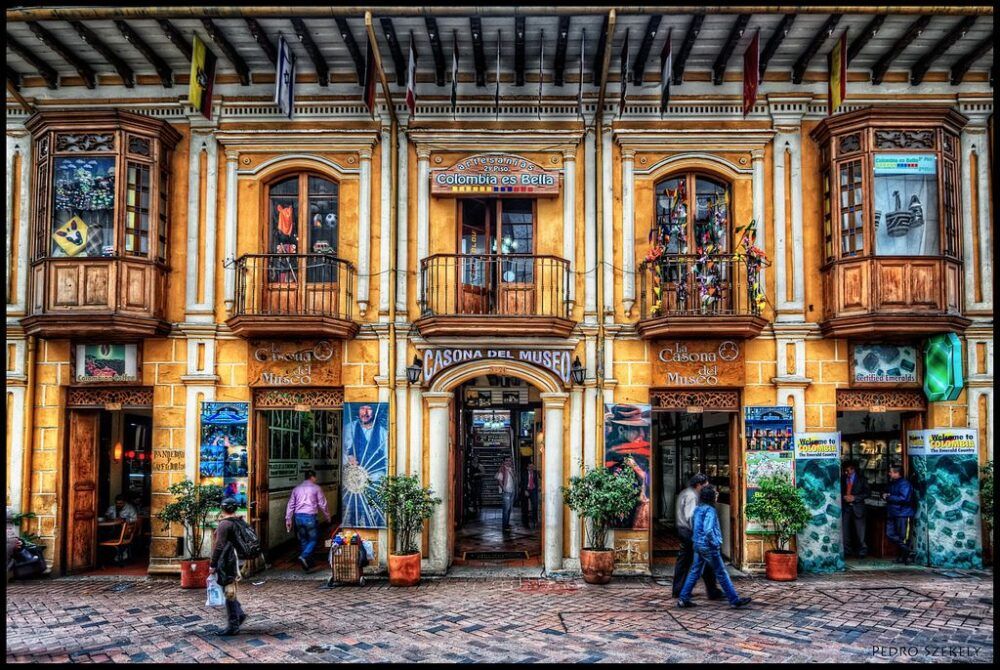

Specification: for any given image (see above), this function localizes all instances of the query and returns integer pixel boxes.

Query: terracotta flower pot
[580,548,615,584]
[764,550,798,581]
[388,553,421,587]
[179,558,211,589]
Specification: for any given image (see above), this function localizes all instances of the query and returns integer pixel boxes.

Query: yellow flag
[188,34,217,119]
[828,31,847,114]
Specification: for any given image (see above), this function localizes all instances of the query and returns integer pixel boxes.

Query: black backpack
[228,517,261,560]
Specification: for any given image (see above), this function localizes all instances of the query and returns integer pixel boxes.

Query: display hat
[606,404,648,426]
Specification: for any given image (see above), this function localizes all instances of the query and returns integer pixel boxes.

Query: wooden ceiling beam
[871,14,931,85]
[201,18,251,86]
[424,17,446,87]
[910,16,976,85]
[6,32,59,89]
[791,13,841,84]
[470,17,486,87]
[335,17,366,85]
[380,17,408,87]
[758,13,795,78]
[70,20,135,88]
[27,21,96,89]
[116,20,173,87]
[950,32,993,85]
[553,16,571,86]
[290,18,329,87]
[712,13,751,85]
[631,14,662,85]
[7,65,22,90]
[514,16,526,86]
[157,19,192,61]
[847,13,886,64]
[672,13,704,85]
[592,13,609,85]
[244,18,277,66]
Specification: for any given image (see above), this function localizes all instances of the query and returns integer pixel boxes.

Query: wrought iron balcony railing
[231,253,355,321]
[639,253,763,320]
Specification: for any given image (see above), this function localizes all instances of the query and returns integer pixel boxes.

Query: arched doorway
[424,358,568,574]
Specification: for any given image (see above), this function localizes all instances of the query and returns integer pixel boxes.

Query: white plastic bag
[205,573,225,608]
[361,540,374,562]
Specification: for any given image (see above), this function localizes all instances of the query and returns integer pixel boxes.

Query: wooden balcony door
[458,198,535,316]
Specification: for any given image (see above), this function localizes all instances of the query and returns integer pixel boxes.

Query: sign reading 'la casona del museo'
[249,340,342,386]
[423,348,572,385]
[431,153,561,197]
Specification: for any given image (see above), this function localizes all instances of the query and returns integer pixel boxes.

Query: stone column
[563,148,577,307]
[379,120,392,318]
[6,132,30,313]
[425,392,453,573]
[541,392,569,573]
[771,133,788,312]
[621,148,636,315]
[5,338,27,511]
[568,386,583,564]
[751,148,766,293]
[601,124,614,321]
[772,124,804,320]
[961,122,993,311]
[222,150,239,312]
[416,147,431,312]
[396,126,409,314]
[584,128,597,321]
[184,131,218,322]
[357,147,373,316]
[409,384,423,477]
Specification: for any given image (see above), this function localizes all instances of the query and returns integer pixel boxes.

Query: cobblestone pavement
[6,570,993,663]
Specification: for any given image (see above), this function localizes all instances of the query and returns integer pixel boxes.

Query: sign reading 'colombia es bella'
[654,339,745,387]
[431,153,561,197]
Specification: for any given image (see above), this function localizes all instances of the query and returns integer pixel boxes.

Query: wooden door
[247,412,269,572]
[728,412,742,567]
[67,411,100,574]
[458,199,491,314]
[901,412,925,476]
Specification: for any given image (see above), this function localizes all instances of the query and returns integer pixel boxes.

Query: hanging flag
[577,29,585,119]
[828,29,848,115]
[495,30,501,119]
[659,27,673,118]
[742,28,760,118]
[450,31,459,119]
[405,32,418,117]
[537,30,544,119]
[363,36,377,117]
[188,34,217,120]
[618,28,630,118]
[274,34,295,119]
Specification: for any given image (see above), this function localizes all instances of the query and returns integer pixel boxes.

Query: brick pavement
[5,570,993,663]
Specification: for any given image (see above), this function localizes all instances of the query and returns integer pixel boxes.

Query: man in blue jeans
[677,485,751,609]
[882,465,916,564]
[285,470,330,571]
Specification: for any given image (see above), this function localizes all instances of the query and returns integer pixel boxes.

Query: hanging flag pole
[742,27,760,118]
[362,11,398,124]
[451,30,459,121]
[577,28,586,120]
[275,33,295,119]
[495,29,502,120]
[405,30,418,118]
[537,29,544,120]
[659,27,672,119]
[618,28,630,118]
[828,27,848,115]
[188,33,217,120]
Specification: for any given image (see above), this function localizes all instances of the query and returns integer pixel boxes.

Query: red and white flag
[742,28,760,118]
[405,33,417,117]
[363,37,377,117]
[659,27,672,118]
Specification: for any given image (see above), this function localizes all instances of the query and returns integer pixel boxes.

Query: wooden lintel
[290,18,329,87]
[425,16,446,87]
[712,13,750,85]
[470,16,486,87]
[116,20,173,87]
[5,32,59,89]
[335,17,366,85]
[27,21,96,89]
[553,16,570,87]
[672,13,704,85]
[380,17,407,87]
[631,14,662,86]
[70,20,135,88]
[871,14,932,85]
[592,13,609,85]
[244,17,277,66]
[847,14,886,65]
[514,16,526,87]
[792,13,841,84]
[759,14,796,78]
[950,32,993,85]
[201,18,251,86]
[910,16,975,85]
[157,19,192,61]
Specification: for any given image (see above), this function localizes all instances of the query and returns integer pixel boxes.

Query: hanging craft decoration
[733,218,770,316]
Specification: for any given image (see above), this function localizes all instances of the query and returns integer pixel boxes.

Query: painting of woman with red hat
[604,404,652,530]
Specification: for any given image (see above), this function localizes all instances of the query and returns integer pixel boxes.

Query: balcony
[637,254,768,340]
[226,254,359,339]
[415,253,575,338]
[820,256,970,339]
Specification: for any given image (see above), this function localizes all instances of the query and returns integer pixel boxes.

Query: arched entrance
[424,359,568,574]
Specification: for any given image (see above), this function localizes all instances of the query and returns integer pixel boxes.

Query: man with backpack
[882,465,916,565]
[209,497,259,636]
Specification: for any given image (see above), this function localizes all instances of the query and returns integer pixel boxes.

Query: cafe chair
[99,520,137,566]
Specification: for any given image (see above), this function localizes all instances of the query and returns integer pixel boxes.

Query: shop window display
[872,154,939,256]
[51,157,116,257]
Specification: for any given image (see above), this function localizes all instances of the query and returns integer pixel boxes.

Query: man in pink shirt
[285,470,330,571]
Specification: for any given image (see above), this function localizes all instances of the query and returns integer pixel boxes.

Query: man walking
[523,461,539,529]
[209,497,247,636]
[841,461,870,558]
[285,470,330,571]
[882,465,916,564]
[672,474,725,600]
[496,457,516,532]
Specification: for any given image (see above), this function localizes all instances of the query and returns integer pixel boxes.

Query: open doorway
[66,408,153,576]
[453,375,542,565]
[652,411,735,563]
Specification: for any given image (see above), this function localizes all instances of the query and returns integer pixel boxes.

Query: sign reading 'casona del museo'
[249,340,342,386]
[654,340,745,387]
[423,348,572,385]
[431,153,561,196]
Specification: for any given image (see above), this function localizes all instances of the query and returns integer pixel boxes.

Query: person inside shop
[671,474,725,601]
[882,465,916,565]
[841,461,871,559]
[496,457,516,532]
[469,456,485,516]
[285,470,330,572]
[677,485,751,609]
[521,460,539,530]
[104,494,138,522]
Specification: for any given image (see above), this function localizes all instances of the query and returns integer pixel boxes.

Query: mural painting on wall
[794,433,846,573]
[907,429,982,569]
[604,404,652,530]
[745,406,794,535]
[200,402,250,518]
[340,403,388,529]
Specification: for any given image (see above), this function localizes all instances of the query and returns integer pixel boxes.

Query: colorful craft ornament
[52,215,89,256]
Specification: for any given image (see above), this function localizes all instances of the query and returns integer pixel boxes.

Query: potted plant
[367,475,440,586]
[156,480,224,589]
[745,473,811,581]
[562,466,641,584]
